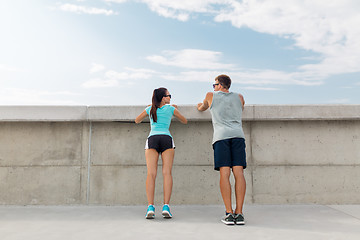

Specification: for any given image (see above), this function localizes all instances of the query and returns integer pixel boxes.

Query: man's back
[210,91,245,144]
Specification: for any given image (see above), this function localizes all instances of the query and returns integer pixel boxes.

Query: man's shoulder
[229,92,244,98]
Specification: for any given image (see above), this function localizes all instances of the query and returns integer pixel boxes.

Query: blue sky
[0,0,359,105]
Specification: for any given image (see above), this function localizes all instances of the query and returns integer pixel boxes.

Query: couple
[135,74,246,225]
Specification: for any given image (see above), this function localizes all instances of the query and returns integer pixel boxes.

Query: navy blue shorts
[213,138,246,171]
[145,135,175,153]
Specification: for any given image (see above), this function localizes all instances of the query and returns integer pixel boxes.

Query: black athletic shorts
[213,138,246,171]
[145,135,175,153]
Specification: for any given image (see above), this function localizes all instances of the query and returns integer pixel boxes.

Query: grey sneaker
[234,213,245,225]
[221,213,235,225]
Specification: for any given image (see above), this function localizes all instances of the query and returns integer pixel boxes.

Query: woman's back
[146,104,175,137]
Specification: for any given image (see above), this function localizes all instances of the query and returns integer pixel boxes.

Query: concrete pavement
[0,205,360,240]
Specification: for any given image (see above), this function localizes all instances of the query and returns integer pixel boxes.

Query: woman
[135,87,187,219]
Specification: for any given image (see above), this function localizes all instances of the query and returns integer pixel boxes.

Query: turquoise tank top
[145,104,175,138]
[210,91,245,144]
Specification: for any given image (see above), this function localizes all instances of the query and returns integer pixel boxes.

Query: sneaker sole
[235,221,245,225]
[146,211,155,219]
[221,219,235,225]
[162,210,172,218]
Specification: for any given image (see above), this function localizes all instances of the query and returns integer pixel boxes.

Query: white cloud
[0,88,81,105]
[146,48,324,86]
[83,67,155,88]
[161,70,219,82]
[242,86,280,91]
[141,0,360,84]
[327,98,350,104]
[58,3,117,15]
[105,68,154,80]
[231,69,323,86]
[160,68,323,86]
[139,0,228,21]
[147,49,235,70]
[124,67,157,74]
[141,39,338,85]
[104,0,128,3]
[0,64,20,72]
[105,71,131,79]
[90,63,105,73]
[82,78,119,88]
[215,1,360,77]
[106,70,148,79]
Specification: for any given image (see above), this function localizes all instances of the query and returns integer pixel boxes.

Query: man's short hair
[215,74,231,89]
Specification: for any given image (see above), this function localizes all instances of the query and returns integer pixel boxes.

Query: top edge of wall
[0,105,359,122]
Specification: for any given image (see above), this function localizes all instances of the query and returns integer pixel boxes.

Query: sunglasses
[213,83,220,88]
[164,94,172,98]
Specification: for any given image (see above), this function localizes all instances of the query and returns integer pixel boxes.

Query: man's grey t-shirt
[210,91,245,144]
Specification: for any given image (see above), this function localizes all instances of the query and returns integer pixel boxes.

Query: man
[197,74,246,225]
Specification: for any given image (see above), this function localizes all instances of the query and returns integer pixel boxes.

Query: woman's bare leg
[145,149,159,205]
[161,148,175,204]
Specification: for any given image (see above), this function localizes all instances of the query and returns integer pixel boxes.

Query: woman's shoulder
[162,104,174,108]
[157,104,174,111]
[145,105,151,114]
[165,104,175,111]
[162,104,175,114]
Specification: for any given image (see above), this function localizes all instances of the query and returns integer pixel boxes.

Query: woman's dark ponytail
[150,87,167,122]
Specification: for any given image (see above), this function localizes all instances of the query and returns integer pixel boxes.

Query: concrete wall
[0,105,359,205]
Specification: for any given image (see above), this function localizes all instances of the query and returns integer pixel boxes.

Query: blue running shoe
[146,205,155,219]
[162,204,172,218]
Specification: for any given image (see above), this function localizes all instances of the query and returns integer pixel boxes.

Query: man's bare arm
[239,94,245,110]
[197,92,213,112]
